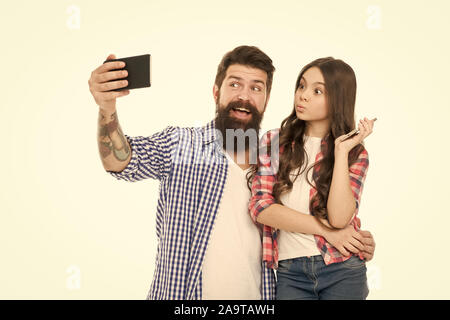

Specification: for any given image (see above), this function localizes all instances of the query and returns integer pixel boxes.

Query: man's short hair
[214,45,275,96]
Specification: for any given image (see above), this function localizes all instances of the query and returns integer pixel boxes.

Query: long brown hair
[251,57,365,219]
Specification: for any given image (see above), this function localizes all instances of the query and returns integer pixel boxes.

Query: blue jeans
[276,255,369,300]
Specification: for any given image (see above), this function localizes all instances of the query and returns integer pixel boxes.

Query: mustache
[222,100,260,116]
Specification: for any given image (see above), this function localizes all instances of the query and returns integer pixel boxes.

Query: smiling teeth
[235,107,250,113]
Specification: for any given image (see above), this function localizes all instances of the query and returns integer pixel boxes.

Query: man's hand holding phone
[89,53,151,113]
[88,54,130,113]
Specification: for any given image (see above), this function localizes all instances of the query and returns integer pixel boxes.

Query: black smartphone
[103,54,151,91]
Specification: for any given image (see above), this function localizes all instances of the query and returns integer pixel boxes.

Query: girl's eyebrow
[301,77,325,86]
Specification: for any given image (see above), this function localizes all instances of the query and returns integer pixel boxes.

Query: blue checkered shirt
[107,120,275,300]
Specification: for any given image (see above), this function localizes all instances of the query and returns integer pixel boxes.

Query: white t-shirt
[202,152,262,300]
[278,136,322,261]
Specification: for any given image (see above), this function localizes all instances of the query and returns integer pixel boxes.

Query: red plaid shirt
[249,129,369,269]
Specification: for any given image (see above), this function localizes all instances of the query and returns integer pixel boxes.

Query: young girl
[248,57,375,300]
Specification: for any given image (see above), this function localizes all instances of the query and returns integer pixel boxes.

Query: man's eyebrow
[252,79,266,86]
[227,75,266,85]
[227,76,243,81]
[301,77,325,86]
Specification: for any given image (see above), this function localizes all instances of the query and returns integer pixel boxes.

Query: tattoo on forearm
[113,125,130,161]
[99,141,113,158]
[98,111,131,162]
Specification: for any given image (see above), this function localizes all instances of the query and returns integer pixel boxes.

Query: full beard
[214,100,263,154]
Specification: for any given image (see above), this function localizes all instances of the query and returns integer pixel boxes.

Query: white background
[1,0,449,299]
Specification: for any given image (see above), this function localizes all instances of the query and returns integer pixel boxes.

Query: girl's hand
[335,117,376,155]
[323,224,365,256]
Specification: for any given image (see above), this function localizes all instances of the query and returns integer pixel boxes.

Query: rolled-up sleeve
[348,148,369,212]
[107,126,179,182]
[248,130,280,224]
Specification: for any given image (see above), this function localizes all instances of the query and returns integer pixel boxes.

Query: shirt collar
[202,119,219,146]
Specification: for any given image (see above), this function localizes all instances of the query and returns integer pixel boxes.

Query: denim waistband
[280,255,324,263]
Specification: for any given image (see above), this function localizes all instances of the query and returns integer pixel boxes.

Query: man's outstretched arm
[98,109,131,172]
[89,53,131,172]
[89,54,179,182]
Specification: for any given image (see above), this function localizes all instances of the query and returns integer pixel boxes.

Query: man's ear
[213,84,220,104]
[263,93,271,113]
